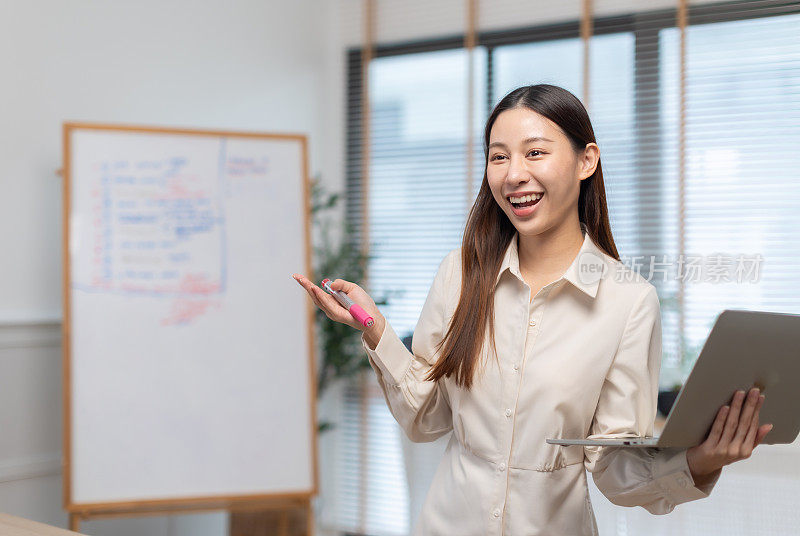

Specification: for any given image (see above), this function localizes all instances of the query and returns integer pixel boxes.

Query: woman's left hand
[686,387,773,483]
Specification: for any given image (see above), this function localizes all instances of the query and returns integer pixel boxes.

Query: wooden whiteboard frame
[61,122,319,528]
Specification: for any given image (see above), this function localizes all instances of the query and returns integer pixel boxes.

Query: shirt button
[513,363,519,371]
[529,318,536,326]
[505,408,512,417]
[493,508,501,518]
[499,463,506,471]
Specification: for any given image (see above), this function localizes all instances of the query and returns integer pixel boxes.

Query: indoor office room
[1,1,799,535]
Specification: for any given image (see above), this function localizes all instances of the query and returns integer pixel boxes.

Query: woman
[293,84,772,535]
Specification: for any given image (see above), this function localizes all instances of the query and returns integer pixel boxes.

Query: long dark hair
[425,84,620,390]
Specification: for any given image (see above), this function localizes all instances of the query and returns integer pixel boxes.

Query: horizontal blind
[343,47,488,536]
[334,381,409,535]
[339,4,486,535]
[366,47,486,334]
[338,1,800,534]
[659,3,800,386]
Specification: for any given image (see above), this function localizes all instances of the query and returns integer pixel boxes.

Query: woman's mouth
[508,193,543,217]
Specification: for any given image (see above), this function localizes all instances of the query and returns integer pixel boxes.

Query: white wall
[0,1,347,534]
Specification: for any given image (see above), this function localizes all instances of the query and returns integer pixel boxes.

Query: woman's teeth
[510,193,543,207]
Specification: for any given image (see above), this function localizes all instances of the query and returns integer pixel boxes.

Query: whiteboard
[63,124,316,510]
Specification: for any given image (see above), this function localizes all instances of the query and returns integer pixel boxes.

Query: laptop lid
[657,309,800,448]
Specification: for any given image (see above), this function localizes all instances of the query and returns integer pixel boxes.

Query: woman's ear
[578,143,600,181]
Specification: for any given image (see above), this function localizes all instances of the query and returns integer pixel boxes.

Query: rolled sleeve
[359,250,455,443]
[584,285,719,514]
[652,447,722,502]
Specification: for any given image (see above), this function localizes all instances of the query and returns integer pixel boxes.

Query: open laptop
[547,309,800,448]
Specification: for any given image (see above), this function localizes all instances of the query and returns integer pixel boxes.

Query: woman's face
[486,107,597,235]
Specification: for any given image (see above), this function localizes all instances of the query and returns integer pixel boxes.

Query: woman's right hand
[292,274,385,346]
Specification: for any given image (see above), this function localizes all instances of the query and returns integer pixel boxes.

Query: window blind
[338,43,487,536]
[333,1,800,534]
[659,6,800,386]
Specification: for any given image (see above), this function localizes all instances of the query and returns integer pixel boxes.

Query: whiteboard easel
[61,123,318,532]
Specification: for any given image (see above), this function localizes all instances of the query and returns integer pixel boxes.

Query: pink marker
[321,278,374,328]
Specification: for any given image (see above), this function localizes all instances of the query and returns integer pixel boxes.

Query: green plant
[309,175,394,433]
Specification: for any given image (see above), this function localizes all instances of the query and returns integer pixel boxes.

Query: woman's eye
[490,151,542,161]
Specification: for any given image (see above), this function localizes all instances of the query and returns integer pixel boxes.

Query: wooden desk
[0,513,87,536]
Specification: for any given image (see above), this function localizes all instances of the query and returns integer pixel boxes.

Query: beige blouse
[360,222,721,536]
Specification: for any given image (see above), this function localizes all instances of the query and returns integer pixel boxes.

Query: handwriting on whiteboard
[71,138,272,326]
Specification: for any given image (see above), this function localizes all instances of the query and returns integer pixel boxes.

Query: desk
[0,513,87,536]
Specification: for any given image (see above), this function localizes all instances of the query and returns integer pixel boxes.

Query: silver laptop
[547,309,800,448]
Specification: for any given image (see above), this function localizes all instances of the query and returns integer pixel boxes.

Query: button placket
[498,287,552,533]
[496,280,555,533]
[528,283,554,331]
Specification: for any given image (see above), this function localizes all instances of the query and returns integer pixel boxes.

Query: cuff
[360,320,413,386]
[652,448,721,504]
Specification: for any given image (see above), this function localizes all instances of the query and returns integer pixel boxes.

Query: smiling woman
[485,107,600,243]
[294,84,770,536]
[427,84,611,389]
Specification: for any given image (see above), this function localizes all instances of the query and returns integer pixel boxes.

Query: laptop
[546,309,800,448]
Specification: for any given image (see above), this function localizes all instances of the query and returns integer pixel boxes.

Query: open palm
[292,274,382,332]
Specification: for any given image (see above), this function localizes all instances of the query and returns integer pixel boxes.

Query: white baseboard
[0,320,63,485]
[0,321,61,350]
[0,454,62,484]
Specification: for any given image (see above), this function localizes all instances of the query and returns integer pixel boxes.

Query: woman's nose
[507,155,532,182]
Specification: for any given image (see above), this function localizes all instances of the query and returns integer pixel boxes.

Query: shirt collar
[494,221,606,298]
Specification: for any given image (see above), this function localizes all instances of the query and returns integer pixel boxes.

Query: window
[338,46,487,536]
[336,1,800,534]
[659,11,800,379]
